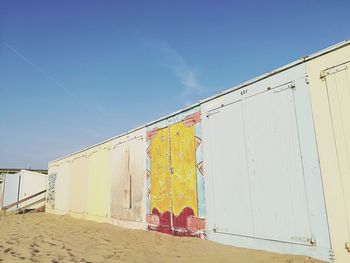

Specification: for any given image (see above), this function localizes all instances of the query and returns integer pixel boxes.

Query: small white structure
[1,170,47,211]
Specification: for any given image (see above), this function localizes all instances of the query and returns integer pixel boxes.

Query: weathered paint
[46,169,57,211]
[306,43,350,262]
[47,128,147,226]
[201,63,331,262]
[149,127,171,217]
[146,108,205,237]
[170,121,198,216]
[110,128,147,229]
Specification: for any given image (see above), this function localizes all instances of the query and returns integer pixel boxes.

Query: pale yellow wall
[85,142,112,222]
[306,43,350,262]
[69,154,88,215]
[54,160,71,213]
[47,129,146,226]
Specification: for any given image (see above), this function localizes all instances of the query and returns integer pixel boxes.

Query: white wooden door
[206,83,312,245]
[206,100,254,236]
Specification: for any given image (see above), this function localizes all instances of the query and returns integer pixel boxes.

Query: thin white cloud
[140,38,205,105]
[160,44,204,103]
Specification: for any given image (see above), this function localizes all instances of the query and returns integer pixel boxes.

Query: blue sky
[1,1,349,168]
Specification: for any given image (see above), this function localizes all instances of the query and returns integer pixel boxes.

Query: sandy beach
[0,212,324,263]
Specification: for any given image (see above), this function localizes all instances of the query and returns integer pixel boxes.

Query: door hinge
[345,241,350,252]
[206,109,221,118]
[288,81,296,90]
[291,236,316,246]
[321,64,349,79]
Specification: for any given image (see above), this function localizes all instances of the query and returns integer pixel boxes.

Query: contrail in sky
[3,41,113,141]
[3,41,110,120]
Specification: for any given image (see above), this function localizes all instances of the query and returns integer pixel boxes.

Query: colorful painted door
[149,127,172,231]
[170,122,198,230]
[147,111,205,236]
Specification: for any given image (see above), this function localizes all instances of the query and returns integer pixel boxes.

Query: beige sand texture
[0,213,324,263]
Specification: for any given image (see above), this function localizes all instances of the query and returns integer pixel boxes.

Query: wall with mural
[146,107,205,237]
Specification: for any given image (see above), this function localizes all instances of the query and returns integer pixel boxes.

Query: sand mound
[0,212,324,262]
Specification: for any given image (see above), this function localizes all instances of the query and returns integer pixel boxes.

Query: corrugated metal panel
[202,64,331,261]
[110,128,147,227]
[307,44,350,262]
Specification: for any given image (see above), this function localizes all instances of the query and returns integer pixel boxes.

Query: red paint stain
[147,207,206,237]
[183,112,201,127]
[147,128,159,140]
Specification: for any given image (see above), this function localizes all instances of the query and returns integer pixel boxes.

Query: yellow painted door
[324,63,350,243]
[150,127,171,220]
[170,121,198,217]
[87,148,111,219]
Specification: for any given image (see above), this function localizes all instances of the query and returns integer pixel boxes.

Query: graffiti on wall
[46,173,57,209]
[146,108,205,237]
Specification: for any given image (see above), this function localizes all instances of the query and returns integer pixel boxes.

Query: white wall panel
[54,161,71,213]
[202,64,331,261]
[205,100,253,236]
[18,170,47,209]
[110,128,146,228]
[2,174,20,211]
[69,155,88,214]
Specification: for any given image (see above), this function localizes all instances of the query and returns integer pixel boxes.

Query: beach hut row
[46,40,350,262]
